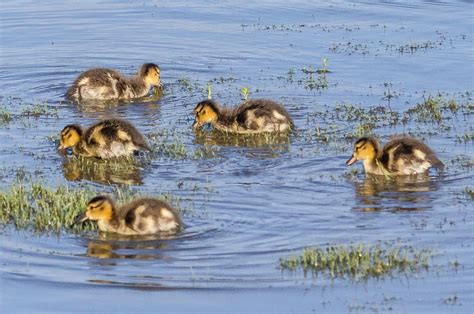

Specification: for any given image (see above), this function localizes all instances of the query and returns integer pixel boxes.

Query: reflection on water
[0,0,473,311]
[352,174,440,212]
[84,232,179,261]
[72,91,163,114]
[62,156,144,186]
[86,279,167,291]
[193,129,291,158]
[86,241,165,261]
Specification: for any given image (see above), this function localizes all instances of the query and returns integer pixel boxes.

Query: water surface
[0,0,473,312]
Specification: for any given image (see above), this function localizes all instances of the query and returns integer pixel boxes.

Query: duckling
[58,118,150,159]
[75,195,182,235]
[66,63,161,101]
[346,136,444,176]
[193,99,293,133]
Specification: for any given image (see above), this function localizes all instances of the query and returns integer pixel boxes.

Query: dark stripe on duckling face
[88,195,111,208]
[61,125,83,137]
[140,63,160,77]
[194,104,204,115]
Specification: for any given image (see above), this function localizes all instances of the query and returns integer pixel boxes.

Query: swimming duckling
[75,195,182,235]
[193,99,293,133]
[58,118,150,159]
[346,136,444,176]
[66,63,161,101]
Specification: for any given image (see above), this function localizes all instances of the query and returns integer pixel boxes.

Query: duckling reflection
[352,174,440,212]
[62,156,143,186]
[85,238,169,260]
[74,91,163,114]
[193,128,290,158]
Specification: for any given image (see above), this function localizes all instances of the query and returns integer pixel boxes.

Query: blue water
[0,0,473,312]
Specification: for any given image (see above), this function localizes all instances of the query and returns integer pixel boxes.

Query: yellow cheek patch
[61,130,81,147]
[199,107,217,123]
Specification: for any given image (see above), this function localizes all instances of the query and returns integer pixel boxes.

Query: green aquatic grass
[240,87,250,101]
[303,92,472,145]
[148,129,189,159]
[0,106,12,124]
[464,187,474,200]
[20,101,59,118]
[279,244,432,280]
[0,181,98,233]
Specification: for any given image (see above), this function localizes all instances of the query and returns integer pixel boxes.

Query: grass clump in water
[0,181,98,233]
[0,106,13,124]
[463,187,474,200]
[20,101,59,118]
[279,244,431,280]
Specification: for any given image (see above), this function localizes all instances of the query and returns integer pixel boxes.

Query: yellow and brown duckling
[193,99,293,133]
[75,195,182,235]
[346,136,444,176]
[66,63,161,101]
[58,118,150,159]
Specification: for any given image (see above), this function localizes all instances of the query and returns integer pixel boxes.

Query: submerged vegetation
[463,187,474,200]
[304,92,473,143]
[280,244,432,280]
[0,98,59,126]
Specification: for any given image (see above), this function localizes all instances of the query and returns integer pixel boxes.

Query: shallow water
[1,0,473,312]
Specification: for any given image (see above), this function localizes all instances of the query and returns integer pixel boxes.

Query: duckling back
[232,99,293,133]
[66,68,134,101]
[83,119,150,158]
[380,137,444,175]
[121,198,182,234]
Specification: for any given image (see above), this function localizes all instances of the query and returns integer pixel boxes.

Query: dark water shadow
[351,174,441,212]
[62,156,144,186]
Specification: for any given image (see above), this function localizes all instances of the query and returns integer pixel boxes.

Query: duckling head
[140,63,161,87]
[193,100,219,129]
[59,125,83,151]
[346,137,379,166]
[75,195,115,224]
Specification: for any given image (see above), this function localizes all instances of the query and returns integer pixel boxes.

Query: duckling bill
[193,99,293,133]
[75,195,182,235]
[66,63,162,101]
[58,118,150,159]
[347,136,444,176]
